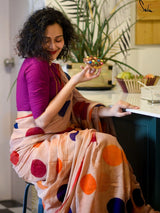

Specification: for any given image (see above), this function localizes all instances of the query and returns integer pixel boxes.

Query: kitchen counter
[80,86,160,118]
[80,86,160,211]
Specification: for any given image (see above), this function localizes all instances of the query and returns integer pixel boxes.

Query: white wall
[0,0,12,200]
[0,0,45,203]
[9,0,45,204]
[9,0,31,203]
[128,46,160,76]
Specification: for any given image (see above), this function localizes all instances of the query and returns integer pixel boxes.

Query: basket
[116,76,159,93]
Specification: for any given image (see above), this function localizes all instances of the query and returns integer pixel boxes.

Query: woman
[10,7,157,213]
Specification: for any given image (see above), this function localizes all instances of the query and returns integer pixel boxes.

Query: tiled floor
[0,200,31,213]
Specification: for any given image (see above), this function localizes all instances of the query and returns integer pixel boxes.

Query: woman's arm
[98,100,139,118]
[35,65,102,128]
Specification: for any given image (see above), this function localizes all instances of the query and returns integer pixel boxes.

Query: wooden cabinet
[135,0,160,44]
[113,114,160,210]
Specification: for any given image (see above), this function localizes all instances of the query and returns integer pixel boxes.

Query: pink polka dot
[90,132,96,143]
[25,127,44,137]
[31,159,46,178]
[10,151,19,165]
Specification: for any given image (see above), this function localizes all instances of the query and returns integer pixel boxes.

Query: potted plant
[54,0,140,71]
[52,0,159,92]
[53,0,147,89]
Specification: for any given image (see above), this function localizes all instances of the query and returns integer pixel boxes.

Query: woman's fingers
[81,65,101,79]
[117,100,139,110]
[110,100,139,117]
[89,68,96,74]
[72,64,102,84]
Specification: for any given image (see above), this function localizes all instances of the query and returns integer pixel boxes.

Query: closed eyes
[43,35,63,44]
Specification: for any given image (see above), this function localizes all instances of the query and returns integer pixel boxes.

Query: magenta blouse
[16,58,63,119]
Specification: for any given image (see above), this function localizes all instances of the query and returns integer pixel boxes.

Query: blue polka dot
[14,123,18,129]
[132,188,144,207]
[107,198,125,213]
[58,100,70,117]
[70,131,79,141]
[126,199,133,213]
[68,208,72,213]
[94,104,104,107]
[57,184,67,202]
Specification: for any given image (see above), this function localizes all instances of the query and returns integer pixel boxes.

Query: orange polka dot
[56,158,62,173]
[102,145,123,166]
[122,150,128,164]
[42,201,45,209]
[37,181,48,190]
[33,141,43,148]
[80,174,96,195]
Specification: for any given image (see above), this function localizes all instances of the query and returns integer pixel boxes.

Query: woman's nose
[49,40,56,50]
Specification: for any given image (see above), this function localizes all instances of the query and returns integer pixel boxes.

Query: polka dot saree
[10,63,158,213]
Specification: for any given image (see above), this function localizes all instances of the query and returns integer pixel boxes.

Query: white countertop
[79,86,160,118]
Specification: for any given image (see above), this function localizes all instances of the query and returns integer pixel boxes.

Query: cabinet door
[113,114,160,211]
[135,0,160,44]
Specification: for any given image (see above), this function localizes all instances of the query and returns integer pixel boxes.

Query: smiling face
[43,23,64,61]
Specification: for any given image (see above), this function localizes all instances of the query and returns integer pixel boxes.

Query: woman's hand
[71,65,101,85]
[110,100,139,117]
[98,100,139,117]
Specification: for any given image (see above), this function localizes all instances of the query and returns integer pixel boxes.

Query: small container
[141,86,160,102]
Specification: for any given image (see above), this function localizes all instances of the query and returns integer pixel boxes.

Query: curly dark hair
[16,7,78,62]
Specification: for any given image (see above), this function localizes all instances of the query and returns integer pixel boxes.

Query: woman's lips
[50,50,57,55]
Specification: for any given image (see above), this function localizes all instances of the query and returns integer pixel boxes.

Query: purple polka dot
[58,100,70,117]
[57,184,67,202]
[107,198,125,213]
[132,188,144,207]
[31,159,46,178]
[70,131,79,141]
[25,127,44,137]
[14,123,18,129]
